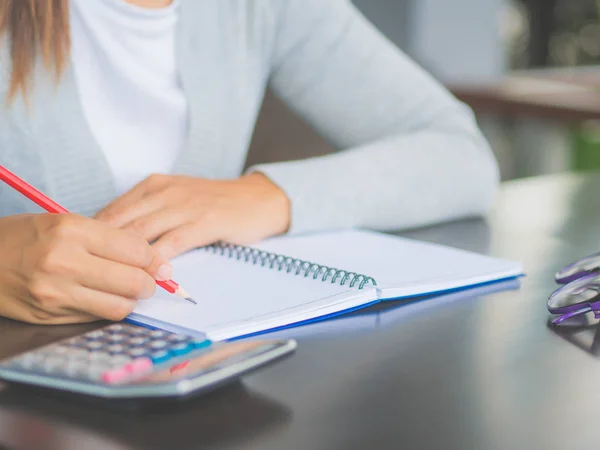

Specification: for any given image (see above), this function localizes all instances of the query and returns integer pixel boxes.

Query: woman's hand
[0,214,171,324]
[95,173,291,260]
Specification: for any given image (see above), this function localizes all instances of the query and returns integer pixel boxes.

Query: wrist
[243,172,291,234]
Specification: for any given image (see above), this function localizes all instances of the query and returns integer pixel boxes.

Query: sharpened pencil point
[175,286,196,305]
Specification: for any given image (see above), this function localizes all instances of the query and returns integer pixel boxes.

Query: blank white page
[255,229,523,299]
[131,248,377,341]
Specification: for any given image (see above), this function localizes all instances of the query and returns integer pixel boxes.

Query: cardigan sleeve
[248,0,499,234]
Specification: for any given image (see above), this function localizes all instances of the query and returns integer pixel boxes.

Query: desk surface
[450,66,600,122]
[1,172,600,450]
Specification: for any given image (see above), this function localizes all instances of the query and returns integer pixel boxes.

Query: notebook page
[130,248,378,340]
[255,229,523,299]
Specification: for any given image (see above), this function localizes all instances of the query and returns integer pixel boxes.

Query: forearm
[252,127,499,234]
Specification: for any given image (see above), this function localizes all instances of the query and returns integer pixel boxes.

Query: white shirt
[70,0,187,196]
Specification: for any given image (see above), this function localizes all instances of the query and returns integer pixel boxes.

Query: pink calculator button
[101,367,129,384]
[125,358,153,374]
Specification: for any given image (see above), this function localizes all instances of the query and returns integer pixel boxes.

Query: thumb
[145,248,173,282]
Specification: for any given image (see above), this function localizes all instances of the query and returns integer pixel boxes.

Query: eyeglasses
[549,252,600,325]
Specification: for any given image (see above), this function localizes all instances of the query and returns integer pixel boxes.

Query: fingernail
[156,264,173,281]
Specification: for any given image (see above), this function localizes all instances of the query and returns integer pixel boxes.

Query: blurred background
[247,0,600,183]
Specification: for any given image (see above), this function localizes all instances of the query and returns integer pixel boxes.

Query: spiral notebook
[128,229,523,341]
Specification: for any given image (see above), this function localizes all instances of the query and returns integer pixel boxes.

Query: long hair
[0,0,70,102]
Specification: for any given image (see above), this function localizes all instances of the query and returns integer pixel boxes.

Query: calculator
[0,323,296,400]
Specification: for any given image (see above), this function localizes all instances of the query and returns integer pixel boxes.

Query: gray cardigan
[0,0,499,234]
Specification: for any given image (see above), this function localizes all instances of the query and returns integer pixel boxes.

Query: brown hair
[0,0,70,102]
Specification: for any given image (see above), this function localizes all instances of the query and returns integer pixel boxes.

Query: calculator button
[101,367,129,384]
[12,354,42,369]
[87,351,112,363]
[150,340,168,350]
[107,345,125,354]
[43,357,66,373]
[191,338,212,349]
[149,330,168,338]
[125,358,152,374]
[110,355,132,367]
[170,342,194,356]
[85,341,104,351]
[107,334,126,342]
[86,362,112,379]
[167,334,191,343]
[128,337,148,346]
[150,350,171,364]
[127,326,148,335]
[106,324,125,333]
[63,360,90,378]
[50,345,71,354]
[84,330,106,340]
[65,337,88,348]
[127,347,149,358]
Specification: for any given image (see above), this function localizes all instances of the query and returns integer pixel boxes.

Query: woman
[0,0,499,324]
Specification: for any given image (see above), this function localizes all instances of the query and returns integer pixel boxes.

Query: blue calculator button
[191,339,212,349]
[150,350,171,364]
[169,343,194,356]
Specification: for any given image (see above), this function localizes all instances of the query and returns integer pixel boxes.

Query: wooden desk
[450,67,600,122]
[2,171,600,449]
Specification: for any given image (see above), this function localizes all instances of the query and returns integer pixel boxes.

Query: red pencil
[0,164,195,304]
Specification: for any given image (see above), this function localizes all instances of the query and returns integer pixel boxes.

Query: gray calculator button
[87,352,112,363]
[167,334,190,343]
[149,330,167,338]
[85,341,104,350]
[127,326,148,335]
[84,330,105,339]
[86,365,109,381]
[63,360,88,378]
[43,357,66,373]
[129,337,148,346]
[44,345,70,355]
[110,355,131,366]
[107,334,126,342]
[127,347,148,358]
[106,324,125,333]
[66,337,87,347]
[107,345,125,354]
[69,348,92,359]
[14,354,41,369]
[150,340,168,350]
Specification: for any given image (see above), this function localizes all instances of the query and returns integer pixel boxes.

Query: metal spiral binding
[206,242,377,290]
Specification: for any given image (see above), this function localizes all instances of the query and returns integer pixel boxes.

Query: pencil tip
[175,286,196,304]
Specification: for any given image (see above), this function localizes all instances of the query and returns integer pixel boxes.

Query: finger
[62,219,171,282]
[80,220,158,269]
[96,191,169,229]
[123,209,193,243]
[95,175,169,226]
[152,224,219,260]
[67,285,139,322]
[74,255,157,300]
